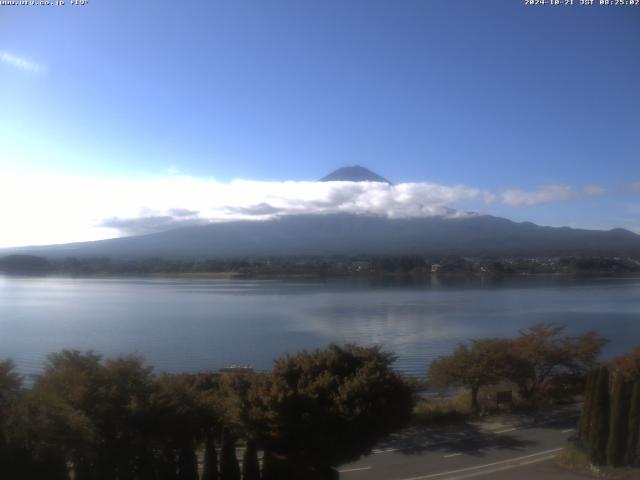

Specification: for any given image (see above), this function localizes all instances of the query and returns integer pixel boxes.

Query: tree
[202,435,219,480]
[588,366,610,466]
[151,373,221,480]
[218,372,267,444]
[614,345,640,381]
[260,449,289,480]
[0,359,32,479]
[428,339,511,412]
[607,372,631,466]
[260,449,275,480]
[177,445,199,480]
[626,381,640,467]
[578,369,597,443]
[220,427,240,480]
[30,350,105,478]
[0,359,21,406]
[0,359,22,445]
[242,439,260,480]
[507,324,606,404]
[31,351,167,479]
[254,344,415,477]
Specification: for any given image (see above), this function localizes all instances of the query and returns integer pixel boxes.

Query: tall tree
[30,350,106,478]
[242,439,260,480]
[611,344,640,467]
[578,369,596,444]
[260,449,277,480]
[428,339,511,412]
[607,373,631,466]
[0,359,21,408]
[220,427,240,480]
[626,381,640,467]
[588,366,610,466]
[177,445,199,480]
[202,435,219,480]
[0,360,33,479]
[259,449,291,480]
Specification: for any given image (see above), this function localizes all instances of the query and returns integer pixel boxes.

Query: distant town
[1,253,639,277]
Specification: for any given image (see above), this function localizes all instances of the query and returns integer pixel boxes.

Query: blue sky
[1,0,639,246]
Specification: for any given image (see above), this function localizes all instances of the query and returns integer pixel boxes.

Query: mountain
[320,166,391,184]
[5,214,640,260]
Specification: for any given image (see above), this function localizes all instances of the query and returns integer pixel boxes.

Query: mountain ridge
[4,213,640,260]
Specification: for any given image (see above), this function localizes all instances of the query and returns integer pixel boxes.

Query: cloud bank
[0,173,615,248]
[96,179,496,236]
[0,174,494,247]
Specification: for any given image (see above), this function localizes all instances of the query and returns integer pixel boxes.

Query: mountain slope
[320,166,392,184]
[5,214,640,260]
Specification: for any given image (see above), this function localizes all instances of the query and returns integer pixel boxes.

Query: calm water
[1,275,639,378]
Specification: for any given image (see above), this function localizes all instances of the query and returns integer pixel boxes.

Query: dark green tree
[626,381,640,467]
[260,449,290,480]
[0,361,53,479]
[254,344,415,477]
[151,372,222,479]
[578,369,597,443]
[242,439,260,480]
[220,427,240,480]
[260,449,276,480]
[588,366,610,466]
[29,350,105,479]
[155,449,179,480]
[607,373,631,466]
[202,435,219,480]
[0,359,21,407]
[177,445,199,480]
[611,344,640,467]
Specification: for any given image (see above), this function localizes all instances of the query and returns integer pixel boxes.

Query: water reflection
[1,275,639,378]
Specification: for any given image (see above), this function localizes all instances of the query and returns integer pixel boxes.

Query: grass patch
[412,391,471,426]
[557,444,591,471]
[557,445,640,479]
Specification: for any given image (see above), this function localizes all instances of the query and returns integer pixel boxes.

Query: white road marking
[338,466,372,473]
[372,447,400,454]
[494,427,516,434]
[443,453,463,458]
[562,428,574,433]
[397,447,564,480]
[365,412,579,456]
[444,454,559,480]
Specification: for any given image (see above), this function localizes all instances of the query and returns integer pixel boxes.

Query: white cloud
[582,184,606,196]
[501,183,608,207]
[622,182,640,194]
[0,174,494,247]
[0,172,617,248]
[501,185,574,207]
[0,52,43,73]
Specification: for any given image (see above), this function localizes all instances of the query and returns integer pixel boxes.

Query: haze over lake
[1,275,639,378]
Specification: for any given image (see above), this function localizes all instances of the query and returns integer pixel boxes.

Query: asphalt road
[337,408,584,480]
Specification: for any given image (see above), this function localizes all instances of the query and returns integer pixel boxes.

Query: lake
[1,274,639,378]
